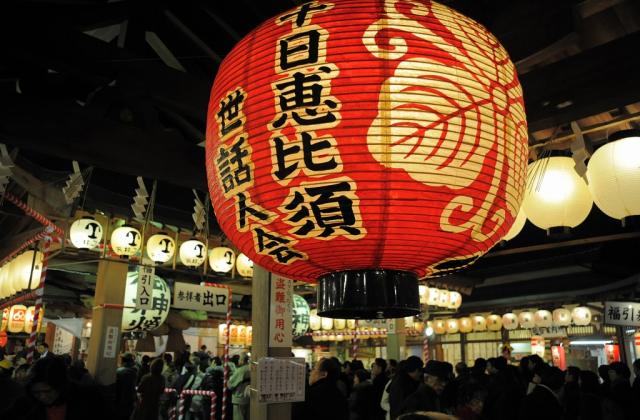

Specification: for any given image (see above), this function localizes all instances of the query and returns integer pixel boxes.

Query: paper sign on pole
[103,326,119,358]
[256,357,306,403]
[269,275,292,347]
[173,282,229,313]
[136,266,155,310]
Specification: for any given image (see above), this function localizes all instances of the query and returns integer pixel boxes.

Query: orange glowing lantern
[206,0,527,318]
[8,305,27,333]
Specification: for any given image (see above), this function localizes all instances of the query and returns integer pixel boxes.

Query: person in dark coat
[297,357,348,420]
[371,358,389,420]
[602,362,633,420]
[518,366,563,420]
[389,356,424,419]
[578,370,602,420]
[454,382,488,420]
[135,358,166,420]
[349,369,376,420]
[137,355,151,385]
[116,353,138,420]
[398,360,449,416]
[563,366,581,420]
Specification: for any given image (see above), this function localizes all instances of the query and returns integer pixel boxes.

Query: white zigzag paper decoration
[192,189,205,231]
[131,177,149,221]
[62,161,84,204]
[0,144,14,195]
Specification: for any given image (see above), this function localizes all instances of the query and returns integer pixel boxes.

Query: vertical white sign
[269,275,292,347]
[103,326,119,358]
[136,265,155,310]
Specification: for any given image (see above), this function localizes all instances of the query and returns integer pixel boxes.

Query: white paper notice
[103,326,119,358]
[256,357,306,403]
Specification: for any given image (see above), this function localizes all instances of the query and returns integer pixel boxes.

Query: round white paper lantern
[472,315,487,331]
[459,317,473,333]
[404,316,415,329]
[523,157,593,230]
[8,305,27,333]
[534,310,552,328]
[552,308,571,327]
[309,309,321,331]
[122,271,170,332]
[12,251,44,292]
[321,316,333,330]
[503,208,527,241]
[427,288,440,306]
[446,319,459,334]
[518,311,535,329]
[111,225,142,256]
[347,319,357,329]
[179,239,207,267]
[502,313,519,330]
[587,131,640,220]
[438,290,450,308]
[486,314,503,331]
[419,285,428,304]
[433,319,446,335]
[0,264,13,298]
[209,247,236,273]
[334,318,346,330]
[69,217,103,249]
[572,306,591,326]
[236,253,254,278]
[448,291,462,309]
[146,232,175,263]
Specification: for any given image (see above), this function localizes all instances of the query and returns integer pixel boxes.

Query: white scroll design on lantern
[365,0,526,243]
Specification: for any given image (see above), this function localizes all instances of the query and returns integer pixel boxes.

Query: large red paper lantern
[206,0,527,317]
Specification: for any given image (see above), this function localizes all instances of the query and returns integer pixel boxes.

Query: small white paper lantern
[427,288,440,306]
[433,319,446,335]
[522,157,593,230]
[346,319,357,329]
[218,323,228,344]
[12,251,44,292]
[236,253,254,278]
[69,217,103,249]
[321,316,333,330]
[534,310,552,328]
[486,314,503,331]
[0,266,6,299]
[502,313,519,330]
[404,316,414,329]
[503,208,527,241]
[419,285,428,304]
[552,308,571,327]
[309,309,321,331]
[518,311,535,329]
[111,225,142,256]
[587,131,640,220]
[572,306,591,326]
[459,317,473,333]
[445,319,459,334]
[146,232,175,263]
[438,290,450,308]
[334,318,346,330]
[179,239,207,267]
[448,291,462,309]
[472,315,487,331]
[209,247,236,273]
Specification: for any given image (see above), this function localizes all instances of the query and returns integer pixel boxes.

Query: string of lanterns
[1,305,44,334]
[419,286,463,310]
[218,323,252,347]
[431,307,592,335]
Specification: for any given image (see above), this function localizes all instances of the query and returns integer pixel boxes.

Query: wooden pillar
[386,318,406,361]
[249,265,292,420]
[86,259,128,385]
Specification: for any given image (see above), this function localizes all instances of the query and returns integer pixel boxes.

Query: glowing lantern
[433,320,446,335]
[237,325,247,345]
[427,288,440,306]
[531,336,545,358]
[111,225,142,256]
[12,251,44,292]
[445,319,459,334]
[1,307,9,331]
[321,316,334,331]
[0,264,14,298]
[69,217,103,249]
[472,315,487,332]
[404,316,414,329]
[209,247,236,273]
[419,285,428,304]
[122,271,170,331]
[8,305,27,333]
[292,294,311,337]
[414,321,425,333]
[206,0,528,319]
[518,311,535,329]
[179,239,207,267]
[245,326,253,346]
[552,308,571,327]
[218,323,228,344]
[502,313,519,330]
[235,253,253,278]
[459,317,473,333]
[333,318,346,330]
[346,319,357,329]
[146,232,175,263]
[572,307,591,326]
[522,157,593,230]
[336,333,344,341]
[587,131,640,220]
[229,325,239,345]
[503,208,527,241]
[486,314,503,331]
[448,292,462,309]
[534,310,552,328]
[309,309,321,331]
[438,290,450,308]
[23,306,43,333]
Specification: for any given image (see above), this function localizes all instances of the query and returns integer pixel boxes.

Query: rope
[3,192,64,236]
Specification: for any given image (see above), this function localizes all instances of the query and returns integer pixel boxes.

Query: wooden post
[249,265,292,420]
[86,259,128,384]
[386,318,406,361]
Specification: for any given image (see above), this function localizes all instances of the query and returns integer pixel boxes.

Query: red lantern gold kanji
[206,0,527,317]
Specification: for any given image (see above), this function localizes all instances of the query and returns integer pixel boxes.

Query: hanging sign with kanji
[135,266,155,310]
[269,275,293,347]
[604,301,640,327]
[205,0,528,284]
[173,282,229,314]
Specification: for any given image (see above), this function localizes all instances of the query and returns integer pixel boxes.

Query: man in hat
[398,360,450,416]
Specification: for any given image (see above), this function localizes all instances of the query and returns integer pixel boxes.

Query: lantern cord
[78,166,94,212]
[2,192,64,237]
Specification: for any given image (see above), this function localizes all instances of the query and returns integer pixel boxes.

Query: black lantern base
[316,270,420,319]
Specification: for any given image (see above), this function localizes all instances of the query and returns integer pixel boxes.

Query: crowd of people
[2,342,640,420]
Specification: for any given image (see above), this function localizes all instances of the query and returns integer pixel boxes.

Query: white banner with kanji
[172,282,229,314]
[604,301,640,327]
[269,275,293,347]
[136,266,155,310]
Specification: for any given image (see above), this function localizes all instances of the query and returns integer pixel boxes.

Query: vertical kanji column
[86,259,128,384]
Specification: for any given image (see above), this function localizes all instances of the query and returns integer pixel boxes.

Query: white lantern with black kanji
[236,253,254,278]
[122,271,170,332]
[12,251,44,292]
[518,311,535,329]
[534,310,552,328]
[292,294,310,338]
[179,239,207,267]
[209,247,236,273]
[111,225,142,256]
[146,232,175,264]
[69,217,103,249]
[552,308,571,327]
[572,307,591,326]
[502,313,519,330]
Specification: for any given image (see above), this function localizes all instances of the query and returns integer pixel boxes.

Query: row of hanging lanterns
[309,310,357,331]
[432,307,592,334]
[504,131,640,238]
[218,323,252,347]
[419,286,463,310]
[0,250,44,299]
[311,328,388,342]
[1,305,43,334]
